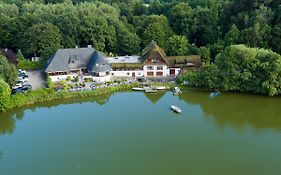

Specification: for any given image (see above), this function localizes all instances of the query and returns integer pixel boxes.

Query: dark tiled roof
[45,47,96,73]
[87,52,112,73]
[0,48,18,65]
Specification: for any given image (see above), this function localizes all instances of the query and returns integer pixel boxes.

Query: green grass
[0,83,137,112]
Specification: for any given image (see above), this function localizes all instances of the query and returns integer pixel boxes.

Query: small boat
[154,86,166,90]
[170,105,182,113]
[171,87,182,95]
[145,89,157,93]
[209,90,221,98]
[132,87,145,91]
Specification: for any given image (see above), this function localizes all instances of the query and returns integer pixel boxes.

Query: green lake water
[0,90,281,175]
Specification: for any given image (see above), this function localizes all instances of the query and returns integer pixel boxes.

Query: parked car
[17,80,24,84]
[22,84,32,90]
[19,73,28,78]
[18,76,28,82]
[12,87,25,94]
[12,83,23,90]
[18,69,27,74]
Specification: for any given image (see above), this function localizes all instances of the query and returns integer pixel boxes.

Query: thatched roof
[141,41,201,68]
[141,40,172,66]
[111,63,142,69]
[167,55,202,67]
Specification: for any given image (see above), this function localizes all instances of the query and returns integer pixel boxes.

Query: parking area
[26,70,46,90]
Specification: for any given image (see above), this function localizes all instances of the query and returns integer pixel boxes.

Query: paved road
[27,70,46,90]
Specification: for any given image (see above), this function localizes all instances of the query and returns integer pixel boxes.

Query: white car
[18,69,27,74]
[18,76,28,82]
[12,83,23,89]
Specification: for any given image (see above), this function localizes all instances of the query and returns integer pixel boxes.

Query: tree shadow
[179,89,281,131]
[0,91,115,136]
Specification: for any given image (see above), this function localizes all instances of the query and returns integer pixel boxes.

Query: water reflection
[0,111,16,135]
[1,90,281,136]
[179,90,281,130]
[0,92,114,136]
[144,91,166,103]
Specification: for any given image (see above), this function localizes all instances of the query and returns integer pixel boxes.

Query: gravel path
[26,70,46,90]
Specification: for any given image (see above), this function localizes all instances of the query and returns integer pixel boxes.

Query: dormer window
[152,59,159,63]
[69,55,79,65]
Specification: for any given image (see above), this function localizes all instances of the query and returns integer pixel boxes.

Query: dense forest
[1,0,280,58]
[0,0,281,95]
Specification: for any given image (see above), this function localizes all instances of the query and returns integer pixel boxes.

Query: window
[152,59,159,63]
[147,66,153,70]
[127,72,130,75]
[156,72,163,76]
[156,66,163,70]
[170,69,175,75]
[147,72,154,76]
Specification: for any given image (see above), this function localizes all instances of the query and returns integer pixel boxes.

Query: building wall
[143,65,169,77]
[48,67,181,82]
[167,68,181,76]
[83,75,111,83]
[111,70,143,77]
[49,75,77,82]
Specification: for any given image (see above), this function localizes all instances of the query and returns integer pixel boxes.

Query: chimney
[87,45,92,48]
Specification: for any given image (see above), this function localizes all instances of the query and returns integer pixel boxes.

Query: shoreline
[0,82,173,113]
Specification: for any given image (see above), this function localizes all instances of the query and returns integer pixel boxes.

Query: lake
[0,90,281,175]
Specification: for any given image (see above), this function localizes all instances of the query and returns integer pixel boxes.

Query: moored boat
[145,88,157,93]
[132,87,145,91]
[209,90,221,97]
[171,87,182,95]
[170,105,182,113]
[154,86,166,90]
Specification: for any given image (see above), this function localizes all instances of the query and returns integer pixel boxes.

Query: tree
[17,49,25,60]
[215,45,281,95]
[224,24,240,46]
[198,46,211,63]
[191,7,220,46]
[0,78,11,114]
[118,32,141,55]
[0,54,17,86]
[270,24,281,54]
[79,16,116,52]
[54,11,80,48]
[26,22,62,59]
[168,2,192,37]
[0,78,11,97]
[166,35,189,56]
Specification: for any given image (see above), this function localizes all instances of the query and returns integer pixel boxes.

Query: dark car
[12,87,25,94]
[19,73,28,78]
[22,84,32,90]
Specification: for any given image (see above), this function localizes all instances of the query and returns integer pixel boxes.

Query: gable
[141,41,171,66]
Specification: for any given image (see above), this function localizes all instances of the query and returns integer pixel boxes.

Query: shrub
[18,59,44,70]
